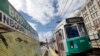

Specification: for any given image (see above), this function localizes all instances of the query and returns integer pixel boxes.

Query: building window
[93,19,99,29]
[82,7,87,13]
[84,17,90,23]
[93,20,98,26]
[85,24,89,31]
[89,8,93,14]
[83,12,88,18]
[86,23,92,31]
[98,18,100,24]
[97,1,100,8]
[91,11,99,19]
[87,0,93,8]
[89,5,97,14]
[89,23,92,31]
[93,18,100,29]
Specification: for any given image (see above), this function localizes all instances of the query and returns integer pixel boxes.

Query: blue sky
[8,0,86,42]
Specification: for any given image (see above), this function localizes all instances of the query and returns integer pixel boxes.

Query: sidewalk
[48,46,58,56]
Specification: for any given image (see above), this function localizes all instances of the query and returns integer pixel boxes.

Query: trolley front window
[66,26,79,38]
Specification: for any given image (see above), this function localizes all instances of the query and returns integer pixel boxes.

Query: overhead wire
[59,0,68,16]
[57,0,88,23]
[57,0,69,22]
[61,0,88,18]
[61,0,74,18]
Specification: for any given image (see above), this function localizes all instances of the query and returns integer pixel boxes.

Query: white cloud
[39,31,53,42]
[8,0,26,11]
[8,0,87,41]
[28,22,37,31]
[8,0,87,25]
[8,0,54,25]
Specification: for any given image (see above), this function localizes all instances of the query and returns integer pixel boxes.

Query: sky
[8,0,87,42]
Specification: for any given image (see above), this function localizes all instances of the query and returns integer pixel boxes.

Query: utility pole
[46,38,49,48]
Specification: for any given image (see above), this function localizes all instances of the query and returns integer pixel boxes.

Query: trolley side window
[56,30,64,41]
[66,26,79,38]
[55,30,64,51]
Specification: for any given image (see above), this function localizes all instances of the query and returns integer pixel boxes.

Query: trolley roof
[55,17,84,32]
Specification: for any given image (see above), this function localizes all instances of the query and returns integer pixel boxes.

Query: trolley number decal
[80,39,85,43]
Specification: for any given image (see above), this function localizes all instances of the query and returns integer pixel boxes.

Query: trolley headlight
[71,45,74,48]
[70,42,74,48]
[70,42,78,48]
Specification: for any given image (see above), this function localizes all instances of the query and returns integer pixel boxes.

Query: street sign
[0,0,38,38]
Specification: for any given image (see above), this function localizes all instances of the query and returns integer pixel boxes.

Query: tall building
[74,0,100,48]
[75,0,100,39]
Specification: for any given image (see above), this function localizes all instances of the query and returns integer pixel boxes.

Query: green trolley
[54,17,92,56]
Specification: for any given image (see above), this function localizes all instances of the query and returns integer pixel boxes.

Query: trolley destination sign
[0,0,37,38]
[66,17,83,24]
